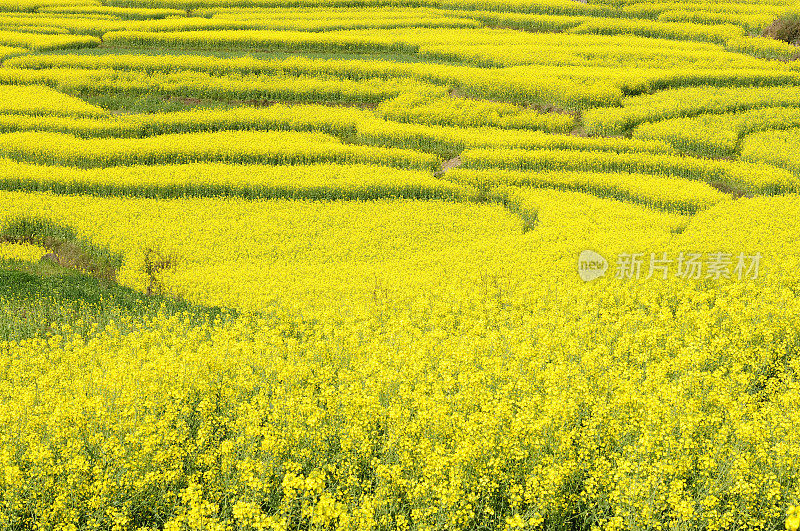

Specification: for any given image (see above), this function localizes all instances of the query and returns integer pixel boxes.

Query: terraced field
[1,0,800,529]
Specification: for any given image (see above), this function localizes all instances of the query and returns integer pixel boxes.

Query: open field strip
[0,14,130,35]
[0,191,544,312]
[0,160,474,200]
[352,120,677,157]
[0,61,617,110]
[657,10,777,34]
[13,36,789,71]
[0,0,99,10]
[14,50,800,109]
[740,127,800,173]
[622,0,794,32]
[0,83,107,116]
[103,0,617,15]
[0,103,672,155]
[725,34,800,60]
[459,146,800,194]
[0,9,485,33]
[38,4,186,17]
[0,104,371,137]
[0,130,441,169]
[0,67,447,105]
[0,187,704,313]
[445,168,729,213]
[584,85,800,135]
[565,17,744,44]
[632,106,800,158]
[193,7,485,31]
[0,29,98,49]
[375,92,574,131]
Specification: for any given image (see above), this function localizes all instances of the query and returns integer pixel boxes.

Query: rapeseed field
[0,0,799,529]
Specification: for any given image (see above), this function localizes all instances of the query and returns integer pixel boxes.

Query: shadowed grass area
[62,44,463,65]
[0,216,124,281]
[763,15,800,46]
[81,92,228,114]
[0,258,235,342]
[0,216,236,342]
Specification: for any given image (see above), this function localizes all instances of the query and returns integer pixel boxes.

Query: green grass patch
[79,91,227,114]
[0,259,234,342]
[0,216,124,281]
[62,44,465,65]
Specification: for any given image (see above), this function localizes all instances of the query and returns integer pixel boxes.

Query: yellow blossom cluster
[0,241,50,263]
